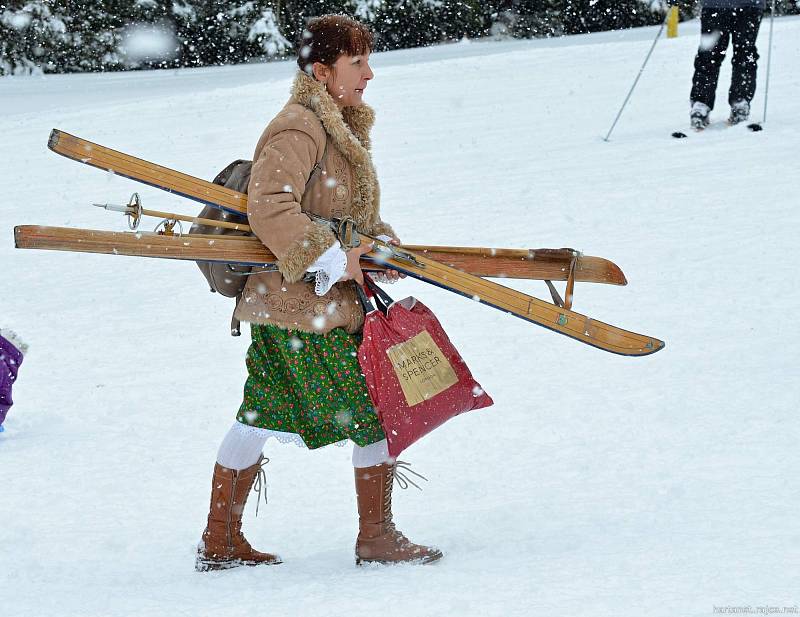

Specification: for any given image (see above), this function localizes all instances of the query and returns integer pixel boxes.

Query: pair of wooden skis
[13,129,664,356]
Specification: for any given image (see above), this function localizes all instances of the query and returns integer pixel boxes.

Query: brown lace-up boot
[354,461,443,565]
[196,455,282,571]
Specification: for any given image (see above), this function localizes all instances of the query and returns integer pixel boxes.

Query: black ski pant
[690,7,763,110]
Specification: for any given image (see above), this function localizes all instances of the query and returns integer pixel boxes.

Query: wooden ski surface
[365,237,664,357]
[15,226,664,356]
[49,129,249,215]
[14,225,279,265]
[13,225,624,284]
[404,245,626,285]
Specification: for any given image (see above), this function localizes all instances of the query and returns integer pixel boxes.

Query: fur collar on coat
[289,71,381,233]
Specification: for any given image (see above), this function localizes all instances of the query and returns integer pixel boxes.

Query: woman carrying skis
[195,14,442,571]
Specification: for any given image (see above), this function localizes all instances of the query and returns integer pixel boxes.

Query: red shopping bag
[357,279,493,458]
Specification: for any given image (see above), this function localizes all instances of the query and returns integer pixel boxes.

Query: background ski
[14,226,627,285]
[672,120,764,138]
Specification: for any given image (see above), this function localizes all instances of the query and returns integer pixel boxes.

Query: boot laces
[393,460,428,490]
[253,456,270,517]
[382,461,428,543]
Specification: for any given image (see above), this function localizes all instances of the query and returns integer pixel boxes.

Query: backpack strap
[231,292,242,336]
[305,139,328,190]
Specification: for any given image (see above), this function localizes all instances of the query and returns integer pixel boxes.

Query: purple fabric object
[0,332,24,426]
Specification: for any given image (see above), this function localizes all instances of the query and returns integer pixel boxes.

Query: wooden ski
[15,225,664,356]
[14,225,279,266]
[402,245,625,285]
[362,235,663,357]
[13,225,624,284]
[49,129,249,215]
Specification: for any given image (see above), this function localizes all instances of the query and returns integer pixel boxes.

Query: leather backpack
[190,159,255,336]
[193,147,327,336]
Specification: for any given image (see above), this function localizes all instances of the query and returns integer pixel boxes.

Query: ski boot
[690,101,710,131]
[728,100,750,125]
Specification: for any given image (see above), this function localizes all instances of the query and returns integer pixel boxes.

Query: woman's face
[317,53,374,108]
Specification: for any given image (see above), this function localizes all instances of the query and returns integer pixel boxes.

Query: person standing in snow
[689,0,766,129]
[195,14,442,572]
[0,330,27,431]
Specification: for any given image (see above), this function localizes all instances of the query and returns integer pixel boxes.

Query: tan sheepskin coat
[233,71,396,334]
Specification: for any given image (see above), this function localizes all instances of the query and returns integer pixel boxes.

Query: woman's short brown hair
[297,15,374,74]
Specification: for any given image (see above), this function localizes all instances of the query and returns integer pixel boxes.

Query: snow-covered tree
[483,1,563,39]
[0,1,70,75]
[248,7,291,57]
[562,0,663,34]
[370,0,484,51]
[5,0,797,75]
[349,0,383,21]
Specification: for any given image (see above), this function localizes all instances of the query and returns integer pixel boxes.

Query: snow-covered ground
[2,17,799,617]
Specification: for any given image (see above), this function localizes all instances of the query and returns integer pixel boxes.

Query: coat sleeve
[247,127,338,283]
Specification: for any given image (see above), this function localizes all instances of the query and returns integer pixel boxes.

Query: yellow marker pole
[667,6,679,38]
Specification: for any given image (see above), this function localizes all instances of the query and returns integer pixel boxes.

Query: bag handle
[356,275,394,316]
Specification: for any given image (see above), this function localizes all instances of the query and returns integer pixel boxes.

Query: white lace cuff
[308,242,348,296]
[227,422,348,450]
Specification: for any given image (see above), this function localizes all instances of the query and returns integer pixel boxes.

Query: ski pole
[761,0,776,123]
[94,202,251,232]
[603,7,669,142]
[93,193,251,232]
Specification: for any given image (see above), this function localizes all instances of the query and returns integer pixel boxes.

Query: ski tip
[638,338,666,356]
[13,225,34,249]
[48,129,61,150]
[747,123,763,132]
[671,131,688,139]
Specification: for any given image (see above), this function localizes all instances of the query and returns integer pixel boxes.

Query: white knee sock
[216,421,269,470]
[217,422,391,469]
[352,439,391,468]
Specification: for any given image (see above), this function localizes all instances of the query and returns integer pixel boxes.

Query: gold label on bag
[385,330,458,407]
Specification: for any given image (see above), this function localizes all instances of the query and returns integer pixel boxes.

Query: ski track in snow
[1,17,799,617]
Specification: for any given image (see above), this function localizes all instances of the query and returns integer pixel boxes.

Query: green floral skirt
[236,324,386,449]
